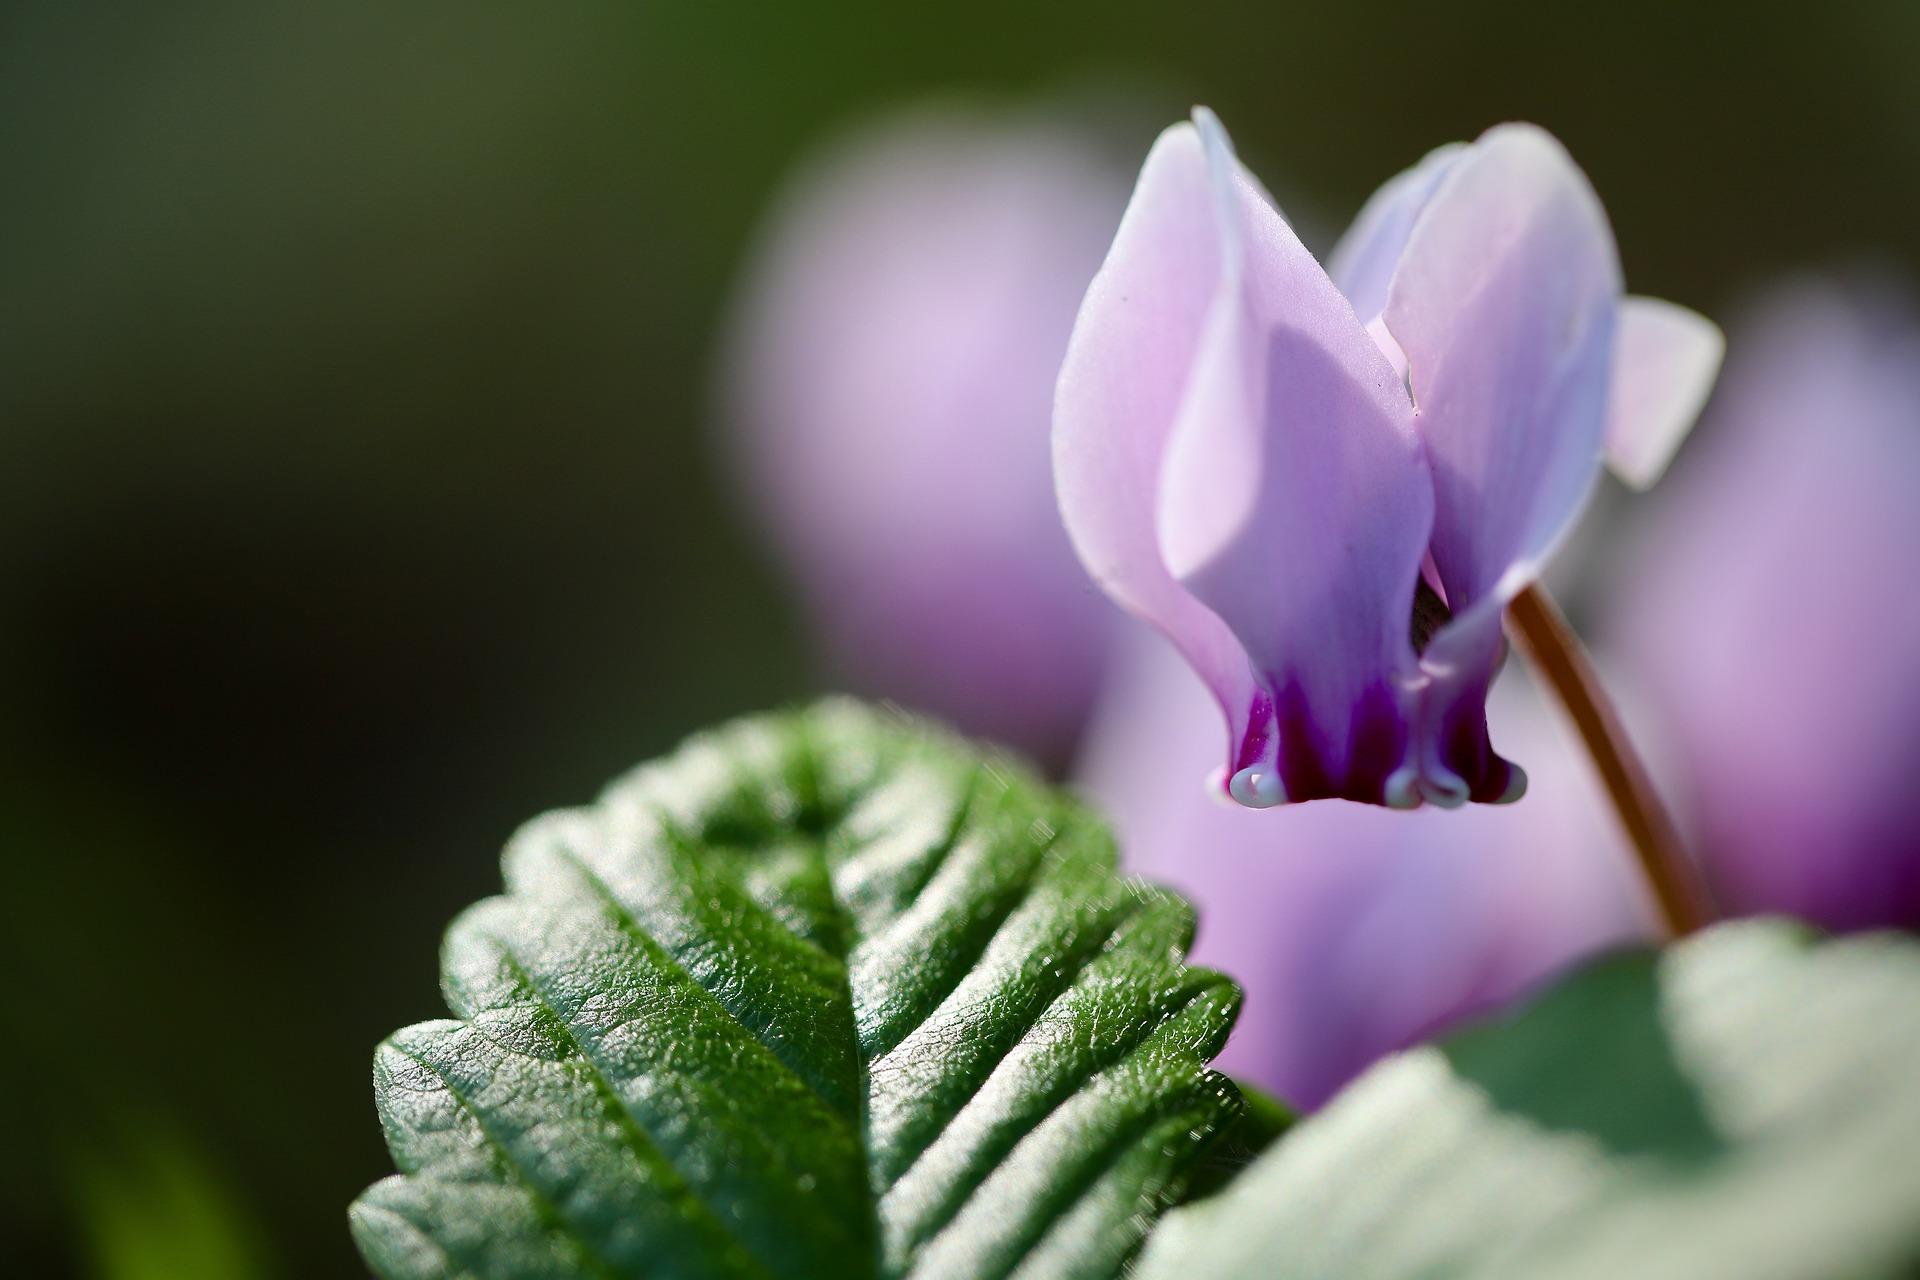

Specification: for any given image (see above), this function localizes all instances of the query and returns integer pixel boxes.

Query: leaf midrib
[696,715,884,1277]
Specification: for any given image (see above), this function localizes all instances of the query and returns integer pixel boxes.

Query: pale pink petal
[1054,116,1260,762]
[1155,111,1433,805]
[1383,123,1621,803]
[1326,142,1466,326]
[1603,295,1725,489]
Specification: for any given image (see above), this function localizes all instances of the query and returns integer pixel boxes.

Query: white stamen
[1495,764,1529,805]
[1228,766,1287,809]
[1384,766,1422,810]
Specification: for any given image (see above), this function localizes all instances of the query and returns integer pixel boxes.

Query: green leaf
[350,700,1242,1280]
[1135,920,1920,1280]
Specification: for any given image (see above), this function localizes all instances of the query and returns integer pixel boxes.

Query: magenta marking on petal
[1345,681,1416,802]
[1270,683,1334,802]
[1231,686,1276,777]
[1229,679,1415,806]
[1430,687,1519,804]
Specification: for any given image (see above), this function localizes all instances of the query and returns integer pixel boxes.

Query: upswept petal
[1604,295,1725,489]
[1326,142,1466,327]
[1053,118,1258,757]
[1383,123,1622,803]
[1156,111,1433,806]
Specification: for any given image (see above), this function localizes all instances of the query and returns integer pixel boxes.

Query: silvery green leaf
[1136,920,1920,1280]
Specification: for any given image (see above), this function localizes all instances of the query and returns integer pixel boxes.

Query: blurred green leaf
[72,1124,265,1280]
[351,700,1241,1280]
[1135,920,1920,1280]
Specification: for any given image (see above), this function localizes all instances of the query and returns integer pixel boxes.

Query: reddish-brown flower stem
[1507,583,1713,938]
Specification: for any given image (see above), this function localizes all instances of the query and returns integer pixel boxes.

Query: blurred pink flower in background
[721,107,1129,759]
[1077,632,1652,1109]
[1610,279,1920,930]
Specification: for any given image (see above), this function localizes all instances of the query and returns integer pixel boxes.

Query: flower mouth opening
[1419,771,1470,810]
[1221,680,1423,809]
[1409,574,1451,657]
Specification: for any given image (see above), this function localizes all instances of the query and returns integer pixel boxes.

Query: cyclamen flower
[723,109,1127,759]
[1612,280,1920,930]
[1054,109,1720,808]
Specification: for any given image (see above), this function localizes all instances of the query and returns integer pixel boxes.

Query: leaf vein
[899,978,1230,1259]
[489,947,779,1280]
[553,844,851,1121]
[388,1042,628,1280]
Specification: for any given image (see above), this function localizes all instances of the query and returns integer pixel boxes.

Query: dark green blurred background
[3,2,1916,1273]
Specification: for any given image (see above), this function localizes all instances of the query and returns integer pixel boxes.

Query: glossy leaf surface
[351,701,1242,1280]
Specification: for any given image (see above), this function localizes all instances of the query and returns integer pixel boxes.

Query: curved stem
[1506,583,1713,938]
